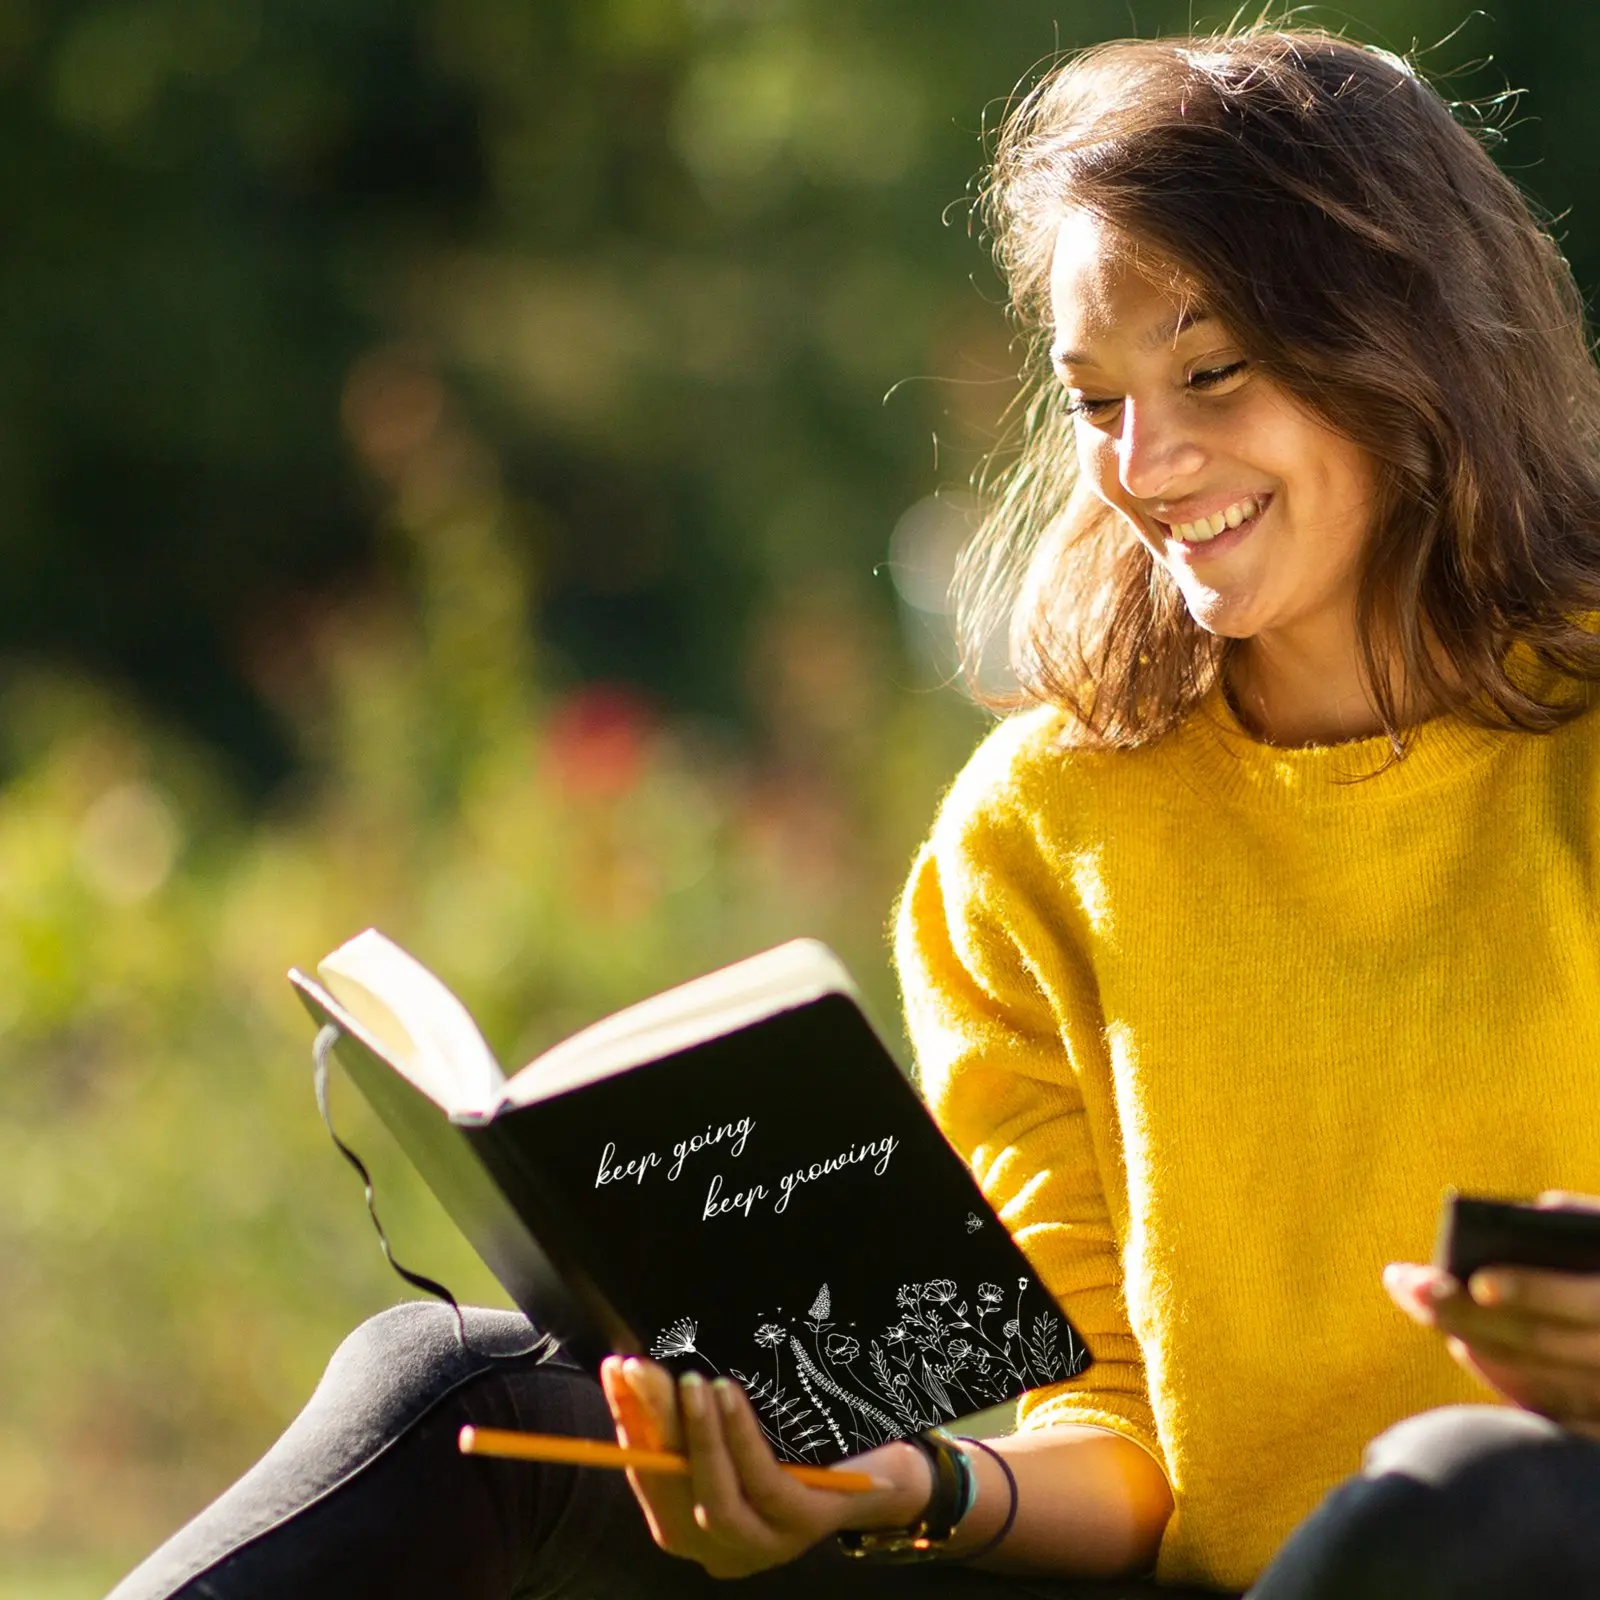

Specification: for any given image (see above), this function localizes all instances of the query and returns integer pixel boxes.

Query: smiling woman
[959,33,1600,749]
[1043,212,1379,743]
[107,22,1600,1600]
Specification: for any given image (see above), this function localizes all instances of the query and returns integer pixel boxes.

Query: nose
[1117,395,1207,501]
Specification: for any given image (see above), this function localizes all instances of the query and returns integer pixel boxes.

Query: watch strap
[836,1430,974,1562]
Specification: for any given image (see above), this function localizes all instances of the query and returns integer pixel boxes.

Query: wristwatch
[835,1430,974,1562]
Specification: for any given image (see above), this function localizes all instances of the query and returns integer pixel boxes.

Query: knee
[326,1301,456,1386]
[1256,1406,1600,1599]
[330,1300,546,1371]
[1361,1402,1564,1490]
[313,1303,548,1434]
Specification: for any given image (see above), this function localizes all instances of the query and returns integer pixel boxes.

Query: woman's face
[1048,210,1377,650]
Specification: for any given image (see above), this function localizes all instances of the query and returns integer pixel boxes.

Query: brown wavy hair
[959,23,1600,745]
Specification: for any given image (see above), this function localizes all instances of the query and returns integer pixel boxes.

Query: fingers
[1446,1338,1600,1428]
[601,1363,675,1548]
[624,1358,684,1450]
[1384,1257,1600,1432]
[714,1377,821,1524]
[1538,1191,1600,1213]
[1431,1274,1600,1432]
[602,1360,855,1577]
[679,1376,746,1530]
[1382,1261,1457,1326]
[601,1356,666,1451]
[1437,1291,1600,1368]
[680,1375,788,1549]
[1385,1258,1600,1338]
[1464,1265,1600,1327]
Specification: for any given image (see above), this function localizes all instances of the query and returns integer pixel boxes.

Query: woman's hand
[598,1356,928,1579]
[1383,1191,1600,1440]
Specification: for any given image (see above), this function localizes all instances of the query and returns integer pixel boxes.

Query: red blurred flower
[543,684,656,798]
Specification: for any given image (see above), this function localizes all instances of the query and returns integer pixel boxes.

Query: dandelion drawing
[754,1320,787,1443]
[652,1317,700,1360]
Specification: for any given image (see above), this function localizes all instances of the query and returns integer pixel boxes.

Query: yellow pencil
[458,1425,885,1492]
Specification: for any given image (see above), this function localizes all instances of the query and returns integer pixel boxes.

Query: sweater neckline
[1172,683,1513,806]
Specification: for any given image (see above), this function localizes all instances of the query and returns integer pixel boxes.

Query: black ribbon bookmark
[312,1023,468,1347]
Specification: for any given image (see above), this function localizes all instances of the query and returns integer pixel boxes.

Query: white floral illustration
[650,1316,701,1360]
[651,1265,1084,1463]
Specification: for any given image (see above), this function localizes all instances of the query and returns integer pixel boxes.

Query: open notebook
[291,931,1091,1463]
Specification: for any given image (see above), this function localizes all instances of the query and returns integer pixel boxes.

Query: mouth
[1155,492,1271,551]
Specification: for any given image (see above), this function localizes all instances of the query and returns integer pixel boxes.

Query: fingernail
[1424,1274,1459,1302]
[1469,1271,1506,1307]
[713,1377,739,1416]
[679,1372,705,1415]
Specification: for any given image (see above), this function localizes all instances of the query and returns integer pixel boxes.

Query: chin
[1178,595,1263,641]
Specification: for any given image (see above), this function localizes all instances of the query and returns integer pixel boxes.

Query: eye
[1187,359,1249,392]
[1063,392,1123,423]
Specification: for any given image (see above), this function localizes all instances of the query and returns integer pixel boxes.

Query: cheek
[1308,444,1379,568]
[1270,406,1375,527]
[1079,432,1168,560]
[1078,430,1122,504]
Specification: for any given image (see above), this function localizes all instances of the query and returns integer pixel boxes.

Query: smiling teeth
[1169,495,1262,543]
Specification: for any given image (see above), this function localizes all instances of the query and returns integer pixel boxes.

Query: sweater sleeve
[893,755,1161,1466]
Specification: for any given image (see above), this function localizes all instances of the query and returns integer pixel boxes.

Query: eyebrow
[1051,307,1212,370]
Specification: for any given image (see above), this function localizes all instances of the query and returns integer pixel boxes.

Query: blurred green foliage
[2,0,1595,1591]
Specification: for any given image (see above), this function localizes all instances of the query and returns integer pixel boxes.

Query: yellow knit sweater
[894,690,1600,1591]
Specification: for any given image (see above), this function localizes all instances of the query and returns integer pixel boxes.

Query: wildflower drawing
[651,1316,701,1360]
[805,1283,832,1329]
[752,1321,787,1447]
[650,1269,1084,1463]
[824,1333,860,1364]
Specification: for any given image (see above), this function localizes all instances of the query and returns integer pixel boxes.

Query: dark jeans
[107,1304,1600,1600]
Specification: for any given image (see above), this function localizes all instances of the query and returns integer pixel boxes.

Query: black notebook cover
[294,973,1090,1463]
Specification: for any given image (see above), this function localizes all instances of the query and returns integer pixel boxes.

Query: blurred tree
[0,0,1553,798]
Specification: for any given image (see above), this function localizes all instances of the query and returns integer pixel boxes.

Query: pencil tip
[458,1425,477,1454]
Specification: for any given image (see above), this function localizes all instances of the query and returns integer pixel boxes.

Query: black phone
[1434,1191,1600,1282]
